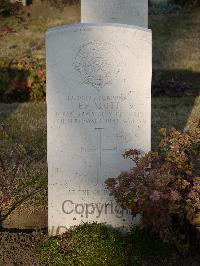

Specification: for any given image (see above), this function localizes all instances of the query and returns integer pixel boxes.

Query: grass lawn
[150,7,200,73]
[0,2,80,61]
[0,3,199,77]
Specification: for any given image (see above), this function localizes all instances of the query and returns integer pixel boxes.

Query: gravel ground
[0,230,47,266]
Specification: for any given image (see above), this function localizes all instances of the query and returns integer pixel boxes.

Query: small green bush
[37,237,67,266]
[37,223,127,266]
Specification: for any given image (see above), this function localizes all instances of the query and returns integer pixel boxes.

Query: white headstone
[81,0,148,28]
[11,0,26,5]
[46,24,152,235]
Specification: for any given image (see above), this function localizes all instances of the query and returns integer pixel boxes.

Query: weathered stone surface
[81,0,148,28]
[46,24,152,234]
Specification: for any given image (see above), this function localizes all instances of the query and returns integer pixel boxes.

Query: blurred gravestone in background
[81,0,148,28]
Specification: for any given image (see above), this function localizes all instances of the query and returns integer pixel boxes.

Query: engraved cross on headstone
[81,128,117,185]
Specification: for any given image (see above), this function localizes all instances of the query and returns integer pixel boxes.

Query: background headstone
[11,0,29,6]
[46,24,152,234]
[81,0,148,28]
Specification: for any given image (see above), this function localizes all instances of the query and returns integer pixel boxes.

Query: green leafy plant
[106,128,200,252]
[37,222,127,266]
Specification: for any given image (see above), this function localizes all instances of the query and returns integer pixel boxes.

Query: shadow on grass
[0,227,47,234]
[152,69,200,96]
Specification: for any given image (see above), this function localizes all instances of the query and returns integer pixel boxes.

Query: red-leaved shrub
[105,128,200,251]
